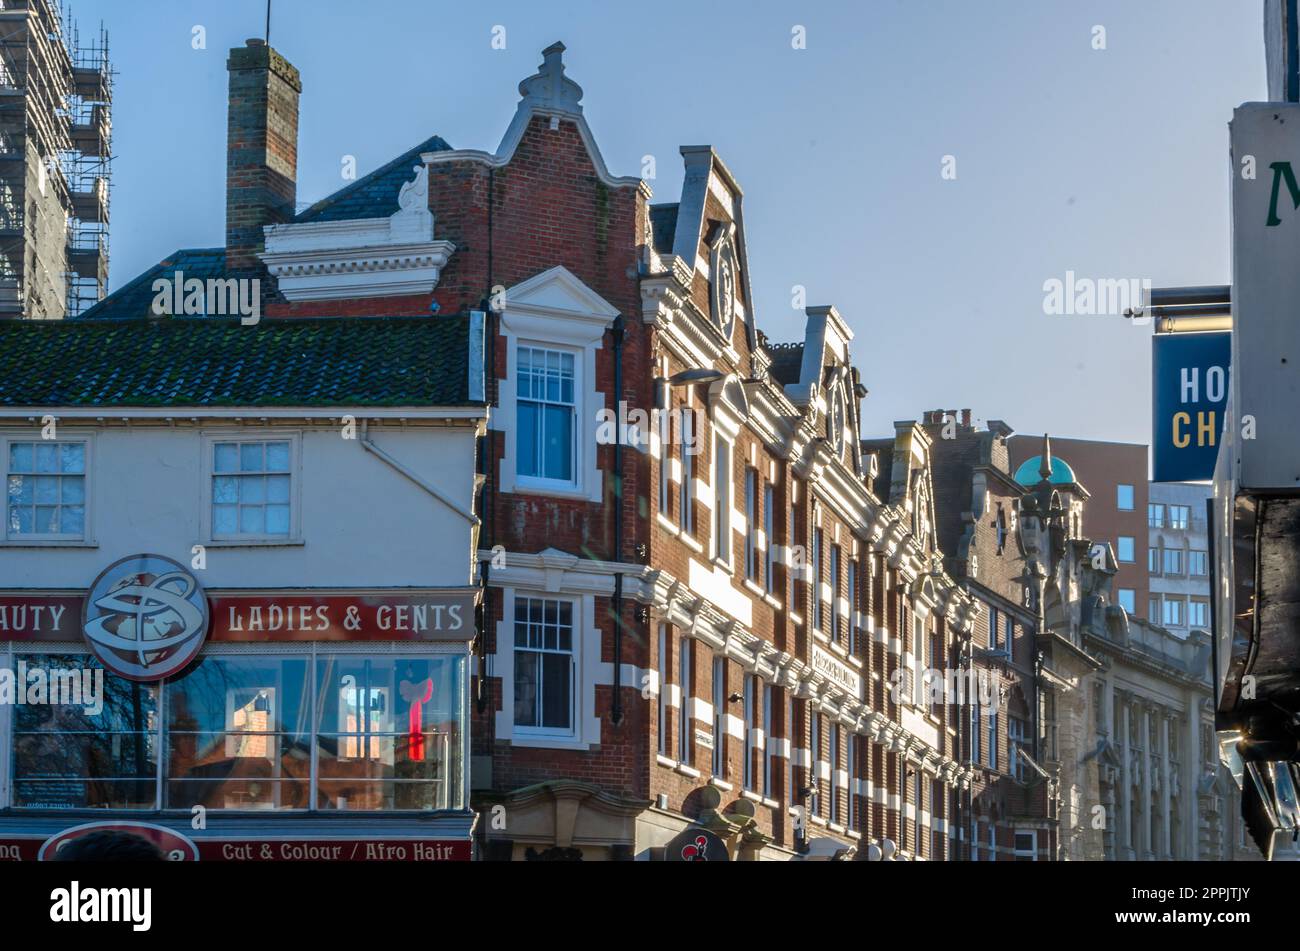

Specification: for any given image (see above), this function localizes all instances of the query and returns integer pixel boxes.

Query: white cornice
[261,164,456,302]
[262,241,456,301]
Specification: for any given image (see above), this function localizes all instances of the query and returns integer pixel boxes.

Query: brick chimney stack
[226,39,300,274]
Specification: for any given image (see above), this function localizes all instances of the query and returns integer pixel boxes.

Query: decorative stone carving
[261,165,455,301]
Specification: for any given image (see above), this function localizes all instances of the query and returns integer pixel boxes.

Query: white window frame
[1,433,94,545]
[712,654,726,777]
[762,683,774,799]
[1163,597,1184,627]
[1164,547,1184,575]
[712,431,733,567]
[679,634,692,764]
[680,411,695,535]
[494,587,602,750]
[495,266,617,503]
[510,593,577,738]
[744,467,759,582]
[1189,549,1209,577]
[1189,599,1209,628]
[511,341,581,494]
[763,483,775,594]
[657,623,668,756]
[743,673,755,791]
[1013,829,1038,861]
[658,409,672,521]
[201,431,302,545]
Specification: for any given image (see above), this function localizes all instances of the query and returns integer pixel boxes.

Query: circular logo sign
[82,554,209,682]
[39,821,200,862]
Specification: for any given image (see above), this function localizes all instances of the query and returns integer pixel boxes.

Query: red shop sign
[0,835,471,862]
[0,589,478,644]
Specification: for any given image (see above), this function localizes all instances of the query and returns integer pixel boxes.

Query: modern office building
[1147,482,1212,638]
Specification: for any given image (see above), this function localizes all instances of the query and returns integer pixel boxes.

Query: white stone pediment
[500,266,620,346]
[507,265,620,320]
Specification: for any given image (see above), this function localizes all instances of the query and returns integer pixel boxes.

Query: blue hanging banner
[1152,331,1231,482]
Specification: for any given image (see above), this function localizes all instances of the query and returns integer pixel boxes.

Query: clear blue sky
[75,0,1264,446]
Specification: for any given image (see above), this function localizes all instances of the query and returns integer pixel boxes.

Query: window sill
[710,555,733,573]
[741,578,765,598]
[740,789,763,803]
[509,733,591,751]
[512,479,590,502]
[789,611,804,626]
[205,538,305,548]
[761,797,779,810]
[656,754,678,769]
[848,655,863,668]
[828,641,848,658]
[708,776,733,792]
[762,593,782,611]
[679,532,704,554]
[655,513,679,534]
[0,538,98,548]
[809,815,828,828]
[812,630,830,644]
[674,763,701,779]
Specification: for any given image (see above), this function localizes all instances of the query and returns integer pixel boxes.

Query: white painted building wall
[0,417,481,591]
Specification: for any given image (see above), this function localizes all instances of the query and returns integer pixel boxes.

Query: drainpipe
[477,168,497,716]
[611,314,626,726]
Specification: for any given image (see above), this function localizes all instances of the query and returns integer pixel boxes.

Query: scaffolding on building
[0,0,110,318]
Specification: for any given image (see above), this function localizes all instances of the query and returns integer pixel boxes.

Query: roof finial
[1039,433,1053,482]
[518,41,584,115]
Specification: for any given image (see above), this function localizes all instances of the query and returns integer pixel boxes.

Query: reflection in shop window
[167,656,310,811]
[12,654,157,809]
[316,654,463,811]
[10,651,464,813]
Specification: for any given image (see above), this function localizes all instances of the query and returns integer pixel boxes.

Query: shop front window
[8,649,465,813]
[166,655,311,811]
[315,653,463,811]
[13,654,156,809]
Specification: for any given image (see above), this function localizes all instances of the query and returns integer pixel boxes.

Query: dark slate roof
[79,247,226,321]
[648,203,679,255]
[861,439,895,501]
[78,136,454,321]
[0,316,483,408]
[295,135,451,223]
[766,342,805,386]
